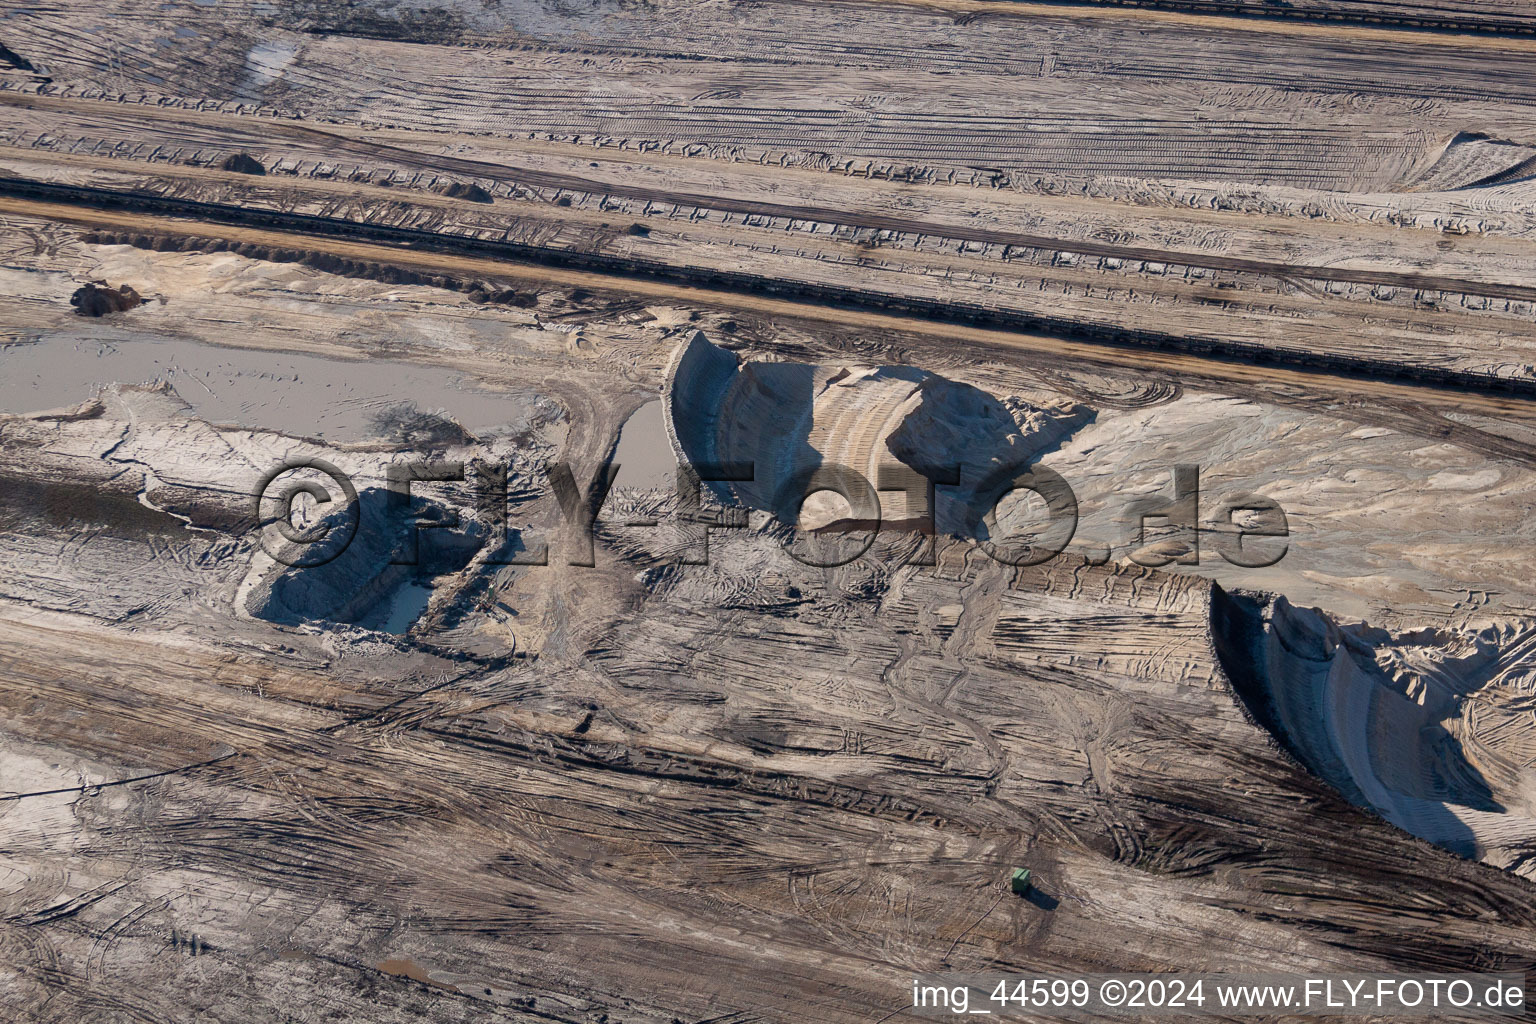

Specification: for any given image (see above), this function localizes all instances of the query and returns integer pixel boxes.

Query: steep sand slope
[1214,586,1536,876]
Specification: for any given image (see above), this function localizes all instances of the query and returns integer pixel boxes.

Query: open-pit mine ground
[3,1,1536,1022]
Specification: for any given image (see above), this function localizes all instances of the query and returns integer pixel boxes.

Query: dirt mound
[366,403,477,447]
[663,333,1091,531]
[438,181,493,203]
[1402,132,1536,191]
[69,282,142,317]
[219,152,266,175]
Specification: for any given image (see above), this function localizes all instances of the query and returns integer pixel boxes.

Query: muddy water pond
[0,332,545,443]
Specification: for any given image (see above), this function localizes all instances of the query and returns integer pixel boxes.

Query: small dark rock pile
[220,153,266,175]
[69,282,144,317]
[438,181,493,203]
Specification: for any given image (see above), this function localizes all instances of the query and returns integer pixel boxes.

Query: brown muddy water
[0,332,543,442]
[610,399,677,490]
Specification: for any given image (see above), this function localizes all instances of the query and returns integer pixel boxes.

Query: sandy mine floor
[2,2,1535,1021]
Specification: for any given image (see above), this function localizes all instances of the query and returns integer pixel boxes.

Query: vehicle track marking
[4,94,1533,301]
[826,0,1536,49]
[5,193,1536,419]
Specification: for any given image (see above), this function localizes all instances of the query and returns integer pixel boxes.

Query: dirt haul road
[6,193,1536,422]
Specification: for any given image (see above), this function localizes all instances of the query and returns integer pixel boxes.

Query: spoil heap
[662,333,1090,532]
